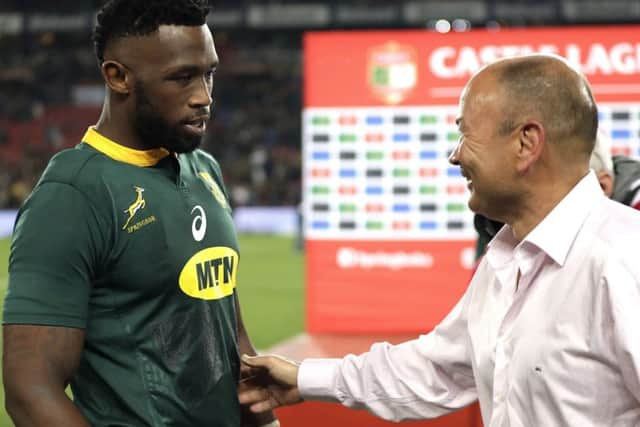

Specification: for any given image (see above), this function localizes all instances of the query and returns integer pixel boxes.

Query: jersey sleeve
[3,181,109,328]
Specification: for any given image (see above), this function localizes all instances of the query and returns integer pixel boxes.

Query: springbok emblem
[122,186,146,230]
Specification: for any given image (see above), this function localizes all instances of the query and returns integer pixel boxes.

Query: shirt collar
[81,127,170,167]
[486,171,604,268]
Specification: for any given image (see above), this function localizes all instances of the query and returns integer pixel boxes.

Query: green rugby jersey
[4,127,242,426]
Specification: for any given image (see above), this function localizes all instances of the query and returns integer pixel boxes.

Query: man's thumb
[241,353,266,368]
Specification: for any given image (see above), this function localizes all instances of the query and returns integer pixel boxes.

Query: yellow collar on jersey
[82,127,170,167]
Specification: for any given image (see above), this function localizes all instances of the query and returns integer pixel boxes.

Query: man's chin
[169,136,202,154]
[467,195,484,215]
[467,192,497,216]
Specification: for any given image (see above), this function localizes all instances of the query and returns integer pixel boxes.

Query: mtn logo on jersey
[198,172,229,209]
[179,246,238,300]
[122,186,156,233]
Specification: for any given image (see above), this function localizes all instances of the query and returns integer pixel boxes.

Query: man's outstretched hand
[239,354,304,413]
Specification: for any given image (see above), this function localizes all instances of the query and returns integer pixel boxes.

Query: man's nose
[189,76,213,108]
[449,140,461,165]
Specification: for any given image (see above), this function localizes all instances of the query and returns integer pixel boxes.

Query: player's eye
[170,74,193,83]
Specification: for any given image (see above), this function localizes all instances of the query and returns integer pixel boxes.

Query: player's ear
[515,120,544,174]
[101,60,131,95]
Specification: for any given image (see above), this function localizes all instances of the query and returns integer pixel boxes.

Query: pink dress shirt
[298,171,640,426]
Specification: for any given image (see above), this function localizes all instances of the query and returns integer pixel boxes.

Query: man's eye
[172,75,192,82]
[205,70,214,79]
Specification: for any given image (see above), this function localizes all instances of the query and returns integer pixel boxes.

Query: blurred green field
[0,234,304,426]
[1,238,11,427]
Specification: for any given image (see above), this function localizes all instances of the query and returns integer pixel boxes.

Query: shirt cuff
[298,358,342,401]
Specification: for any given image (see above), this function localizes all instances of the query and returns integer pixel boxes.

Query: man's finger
[250,397,280,413]
[240,363,253,376]
[241,354,270,369]
[239,387,271,405]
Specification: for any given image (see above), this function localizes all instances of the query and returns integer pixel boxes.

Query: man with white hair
[589,129,616,196]
[591,129,640,208]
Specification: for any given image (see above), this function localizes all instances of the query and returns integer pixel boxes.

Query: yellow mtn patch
[179,247,238,300]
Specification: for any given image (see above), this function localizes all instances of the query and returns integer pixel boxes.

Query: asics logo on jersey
[123,186,146,230]
[191,205,207,242]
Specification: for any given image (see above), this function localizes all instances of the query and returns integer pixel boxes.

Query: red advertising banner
[306,240,474,333]
[304,26,640,333]
[305,25,640,107]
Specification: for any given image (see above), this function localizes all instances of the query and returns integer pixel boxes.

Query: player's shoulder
[39,144,105,185]
[189,148,220,165]
[182,148,223,175]
[37,143,121,200]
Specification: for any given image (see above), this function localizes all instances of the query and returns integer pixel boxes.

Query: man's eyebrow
[163,63,217,74]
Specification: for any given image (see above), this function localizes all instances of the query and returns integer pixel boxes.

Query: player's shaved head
[486,55,598,156]
[93,0,210,63]
[92,0,217,154]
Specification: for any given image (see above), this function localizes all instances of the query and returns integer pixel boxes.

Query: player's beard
[132,81,203,154]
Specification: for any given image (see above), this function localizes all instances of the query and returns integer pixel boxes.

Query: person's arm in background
[235,296,280,427]
[3,325,90,426]
[627,187,640,210]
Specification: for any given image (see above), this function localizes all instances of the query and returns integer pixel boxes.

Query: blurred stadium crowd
[0,26,302,209]
[2,0,639,209]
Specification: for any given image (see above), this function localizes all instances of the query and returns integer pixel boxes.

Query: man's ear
[101,60,131,95]
[596,170,614,197]
[515,121,544,174]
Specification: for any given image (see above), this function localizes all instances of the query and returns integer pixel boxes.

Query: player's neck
[95,103,147,151]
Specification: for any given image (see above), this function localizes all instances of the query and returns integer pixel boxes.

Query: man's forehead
[155,24,212,46]
[463,75,500,106]
[108,24,216,66]
[456,85,471,129]
[455,79,503,131]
